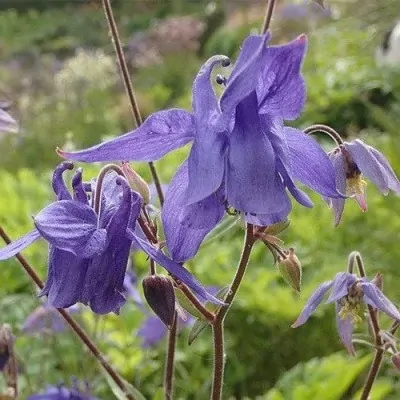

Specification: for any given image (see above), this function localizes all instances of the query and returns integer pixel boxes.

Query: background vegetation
[0,0,400,398]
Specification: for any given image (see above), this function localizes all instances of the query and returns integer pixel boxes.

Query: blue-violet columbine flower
[327,139,400,225]
[292,272,400,355]
[0,162,220,314]
[59,34,342,261]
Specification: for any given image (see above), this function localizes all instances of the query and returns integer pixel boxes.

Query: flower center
[338,282,364,323]
[346,174,367,197]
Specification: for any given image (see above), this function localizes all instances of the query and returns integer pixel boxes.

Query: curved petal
[72,168,89,204]
[345,140,389,194]
[258,35,307,120]
[58,109,195,163]
[44,247,90,309]
[327,149,347,226]
[284,127,342,198]
[361,282,400,321]
[52,162,74,200]
[369,147,400,193]
[0,109,18,133]
[335,303,355,356]
[0,229,41,260]
[291,280,333,328]
[186,55,230,204]
[220,33,269,124]
[129,230,223,305]
[226,93,288,214]
[162,161,213,262]
[326,272,356,304]
[34,200,107,258]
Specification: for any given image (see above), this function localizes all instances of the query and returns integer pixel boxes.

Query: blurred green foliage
[1,1,400,399]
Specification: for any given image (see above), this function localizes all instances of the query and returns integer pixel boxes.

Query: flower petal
[258,35,307,120]
[58,109,195,162]
[52,162,74,200]
[186,55,231,204]
[162,161,213,262]
[138,315,168,348]
[284,127,342,198]
[83,178,136,314]
[368,147,400,193]
[291,280,333,328]
[220,33,269,124]
[326,272,356,304]
[72,168,89,204]
[34,200,107,258]
[43,247,90,309]
[361,282,400,321]
[335,302,355,356]
[345,139,389,194]
[226,93,288,214]
[0,229,41,261]
[327,149,347,226]
[0,108,18,133]
[128,230,223,305]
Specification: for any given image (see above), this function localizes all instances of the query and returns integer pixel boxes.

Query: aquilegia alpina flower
[59,33,341,261]
[327,139,400,225]
[0,162,220,314]
[292,272,400,355]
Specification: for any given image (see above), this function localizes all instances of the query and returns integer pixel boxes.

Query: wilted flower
[292,272,400,355]
[60,33,341,261]
[327,139,400,225]
[0,162,220,314]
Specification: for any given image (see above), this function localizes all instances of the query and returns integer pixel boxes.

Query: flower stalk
[211,224,256,400]
[101,0,164,205]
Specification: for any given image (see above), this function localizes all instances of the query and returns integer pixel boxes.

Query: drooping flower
[26,384,97,400]
[59,34,341,261]
[292,272,400,355]
[0,162,220,314]
[327,139,400,225]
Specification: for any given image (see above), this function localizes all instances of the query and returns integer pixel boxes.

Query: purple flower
[327,140,400,225]
[22,304,79,335]
[60,34,341,261]
[0,163,221,314]
[26,384,97,400]
[292,272,400,355]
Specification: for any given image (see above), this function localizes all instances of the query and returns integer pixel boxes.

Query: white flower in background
[376,21,400,68]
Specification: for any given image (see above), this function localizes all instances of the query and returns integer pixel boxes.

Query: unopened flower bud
[371,273,383,291]
[277,248,302,293]
[392,352,400,371]
[142,275,175,328]
[121,162,150,204]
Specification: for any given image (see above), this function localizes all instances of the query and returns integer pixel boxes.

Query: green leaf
[100,365,147,400]
[174,286,207,320]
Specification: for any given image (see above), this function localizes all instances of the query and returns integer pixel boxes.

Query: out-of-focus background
[1,0,400,398]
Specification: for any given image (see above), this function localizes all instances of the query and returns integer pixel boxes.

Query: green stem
[101,0,164,206]
[0,226,136,400]
[211,224,256,400]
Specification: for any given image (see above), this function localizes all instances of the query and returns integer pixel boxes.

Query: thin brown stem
[261,0,277,34]
[211,224,256,400]
[175,280,216,323]
[354,252,384,400]
[101,0,164,205]
[164,311,177,400]
[0,226,135,400]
